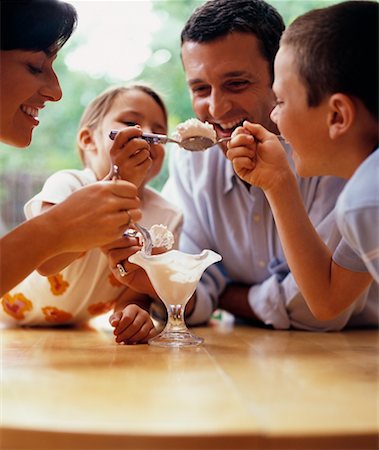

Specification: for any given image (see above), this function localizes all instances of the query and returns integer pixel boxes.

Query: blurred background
[0,0,339,234]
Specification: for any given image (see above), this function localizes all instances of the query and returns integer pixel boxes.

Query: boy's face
[271,45,331,177]
[181,32,277,154]
[93,90,167,182]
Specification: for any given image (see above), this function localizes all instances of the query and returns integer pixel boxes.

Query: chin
[0,135,31,148]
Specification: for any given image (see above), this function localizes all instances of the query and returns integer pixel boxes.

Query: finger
[229,133,255,148]
[101,179,139,198]
[233,157,256,172]
[124,207,142,223]
[113,307,138,337]
[231,125,248,138]
[227,145,255,161]
[107,246,141,267]
[102,235,140,253]
[112,126,143,149]
[115,312,148,343]
[242,121,276,142]
[127,322,155,344]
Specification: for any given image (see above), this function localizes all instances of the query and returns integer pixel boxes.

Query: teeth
[216,118,246,131]
[21,105,39,119]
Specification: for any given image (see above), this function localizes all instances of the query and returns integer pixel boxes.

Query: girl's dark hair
[1,0,77,53]
[281,0,378,120]
[181,0,285,82]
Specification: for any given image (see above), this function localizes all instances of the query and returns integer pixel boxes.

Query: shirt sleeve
[24,170,91,219]
[335,206,379,282]
[247,177,365,331]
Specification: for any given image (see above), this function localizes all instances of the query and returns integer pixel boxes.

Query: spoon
[108,164,153,255]
[109,130,230,152]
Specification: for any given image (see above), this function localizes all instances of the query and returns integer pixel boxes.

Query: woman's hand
[47,180,141,254]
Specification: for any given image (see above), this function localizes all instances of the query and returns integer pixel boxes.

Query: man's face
[181,32,277,152]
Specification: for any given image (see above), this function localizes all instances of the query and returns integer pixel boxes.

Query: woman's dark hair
[281,0,378,120]
[1,0,77,53]
[181,0,285,82]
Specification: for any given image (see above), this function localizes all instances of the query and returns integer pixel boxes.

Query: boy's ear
[327,93,355,140]
[77,127,97,154]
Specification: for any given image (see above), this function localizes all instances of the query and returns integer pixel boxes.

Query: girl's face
[0,50,62,147]
[91,89,167,181]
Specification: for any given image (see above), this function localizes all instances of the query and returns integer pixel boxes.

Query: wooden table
[1,321,378,449]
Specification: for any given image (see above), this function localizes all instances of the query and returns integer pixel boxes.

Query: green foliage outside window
[0,0,340,230]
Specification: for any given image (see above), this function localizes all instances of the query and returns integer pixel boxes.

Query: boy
[227,1,378,320]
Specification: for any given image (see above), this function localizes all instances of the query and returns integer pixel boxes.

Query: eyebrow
[188,71,254,86]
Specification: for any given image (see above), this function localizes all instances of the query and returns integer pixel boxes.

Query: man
[161,0,377,330]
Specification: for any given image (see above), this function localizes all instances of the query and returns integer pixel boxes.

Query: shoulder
[43,168,96,189]
[338,149,379,214]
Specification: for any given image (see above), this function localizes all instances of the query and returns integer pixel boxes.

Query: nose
[270,105,279,124]
[207,89,232,118]
[40,69,62,102]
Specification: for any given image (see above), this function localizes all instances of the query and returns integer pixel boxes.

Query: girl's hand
[109,126,152,187]
[109,304,157,344]
[102,235,160,300]
[227,121,291,193]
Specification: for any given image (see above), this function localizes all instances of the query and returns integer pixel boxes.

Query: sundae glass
[129,249,222,347]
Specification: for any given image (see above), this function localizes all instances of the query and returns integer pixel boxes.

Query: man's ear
[327,93,355,140]
[77,127,97,155]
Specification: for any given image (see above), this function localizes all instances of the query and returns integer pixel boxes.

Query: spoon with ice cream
[109,118,227,152]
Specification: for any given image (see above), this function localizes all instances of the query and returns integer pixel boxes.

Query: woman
[0,0,142,296]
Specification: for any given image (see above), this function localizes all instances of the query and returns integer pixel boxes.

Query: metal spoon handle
[109,130,180,146]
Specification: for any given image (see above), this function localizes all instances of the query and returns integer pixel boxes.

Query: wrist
[265,169,298,203]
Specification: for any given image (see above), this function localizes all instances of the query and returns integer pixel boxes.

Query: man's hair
[1,0,77,53]
[281,0,378,120]
[181,0,285,81]
[77,84,168,165]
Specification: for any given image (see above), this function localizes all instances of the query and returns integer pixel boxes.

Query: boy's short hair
[181,0,285,83]
[78,84,168,165]
[281,0,378,120]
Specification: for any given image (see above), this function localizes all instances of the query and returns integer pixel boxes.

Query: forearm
[37,252,84,276]
[265,174,368,319]
[113,289,152,314]
[0,215,62,295]
[218,283,260,321]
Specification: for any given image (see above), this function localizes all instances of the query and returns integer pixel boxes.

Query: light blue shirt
[163,143,378,330]
[334,148,379,283]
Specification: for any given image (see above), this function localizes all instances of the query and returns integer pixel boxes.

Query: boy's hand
[109,126,152,188]
[227,121,290,193]
[109,304,157,344]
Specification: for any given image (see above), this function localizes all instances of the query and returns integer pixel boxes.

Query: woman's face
[0,50,62,147]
